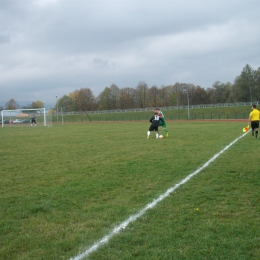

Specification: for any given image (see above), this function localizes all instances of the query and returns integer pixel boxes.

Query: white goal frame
[1,108,51,127]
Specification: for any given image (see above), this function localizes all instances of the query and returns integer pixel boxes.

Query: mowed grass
[0,121,259,260]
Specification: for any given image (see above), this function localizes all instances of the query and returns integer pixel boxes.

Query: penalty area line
[69,132,248,260]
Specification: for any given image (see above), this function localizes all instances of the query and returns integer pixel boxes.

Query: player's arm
[248,112,252,125]
[152,109,160,114]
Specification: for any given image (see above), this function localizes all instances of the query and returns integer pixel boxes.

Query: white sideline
[70,132,248,260]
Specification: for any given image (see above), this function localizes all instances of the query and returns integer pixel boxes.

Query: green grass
[0,121,259,260]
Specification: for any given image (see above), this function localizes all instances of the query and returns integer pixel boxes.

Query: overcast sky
[1,0,260,108]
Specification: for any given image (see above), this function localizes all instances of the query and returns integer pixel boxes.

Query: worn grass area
[0,121,259,260]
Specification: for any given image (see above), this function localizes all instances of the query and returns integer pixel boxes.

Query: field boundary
[53,119,248,126]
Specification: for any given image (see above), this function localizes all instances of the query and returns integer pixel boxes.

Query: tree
[96,84,120,110]
[222,82,233,103]
[176,83,189,106]
[21,104,31,109]
[5,99,19,109]
[98,87,112,110]
[187,84,194,105]
[74,88,95,111]
[118,87,137,109]
[31,100,44,108]
[136,81,148,108]
[69,91,80,110]
[158,85,172,107]
[232,64,256,102]
[147,85,159,107]
[166,83,181,107]
[254,67,260,101]
[109,84,120,109]
[59,95,75,112]
[210,81,232,104]
[189,85,210,105]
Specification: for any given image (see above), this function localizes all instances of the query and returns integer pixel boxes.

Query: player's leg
[147,125,153,139]
[251,122,254,136]
[164,127,169,137]
[159,119,168,136]
[161,121,169,137]
[155,126,159,139]
[255,122,259,138]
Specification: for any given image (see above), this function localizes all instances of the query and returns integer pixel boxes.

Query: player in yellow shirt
[248,104,260,138]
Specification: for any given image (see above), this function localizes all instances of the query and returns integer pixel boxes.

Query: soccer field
[0,121,259,260]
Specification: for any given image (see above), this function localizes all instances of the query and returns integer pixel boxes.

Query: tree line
[2,100,44,111]
[2,64,260,111]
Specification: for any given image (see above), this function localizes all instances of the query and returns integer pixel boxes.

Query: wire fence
[59,101,259,116]
[57,109,252,123]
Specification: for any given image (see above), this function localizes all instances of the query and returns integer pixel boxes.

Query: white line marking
[70,132,248,260]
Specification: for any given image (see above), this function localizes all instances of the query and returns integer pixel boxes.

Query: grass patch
[0,121,259,260]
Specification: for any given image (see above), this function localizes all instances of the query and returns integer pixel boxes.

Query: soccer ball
[159,135,164,139]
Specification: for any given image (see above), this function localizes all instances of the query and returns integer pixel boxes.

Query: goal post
[1,108,52,127]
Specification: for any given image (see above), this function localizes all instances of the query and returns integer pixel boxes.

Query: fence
[57,101,259,116]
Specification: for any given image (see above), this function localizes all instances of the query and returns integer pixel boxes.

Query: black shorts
[31,119,36,124]
[149,125,159,132]
[251,121,259,129]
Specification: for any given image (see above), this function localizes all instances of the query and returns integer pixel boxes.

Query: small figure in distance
[31,115,37,127]
[147,111,164,139]
[248,104,260,138]
[152,108,169,137]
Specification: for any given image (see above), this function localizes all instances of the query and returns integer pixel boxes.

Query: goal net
[1,108,52,127]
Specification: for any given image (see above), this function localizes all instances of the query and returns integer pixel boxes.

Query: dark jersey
[149,115,163,126]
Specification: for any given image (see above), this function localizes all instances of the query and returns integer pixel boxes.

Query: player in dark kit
[152,108,169,137]
[31,115,36,127]
[147,112,164,139]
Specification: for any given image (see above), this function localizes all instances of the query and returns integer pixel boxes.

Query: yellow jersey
[249,109,260,121]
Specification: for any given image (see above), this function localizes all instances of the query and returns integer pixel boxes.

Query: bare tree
[118,87,137,109]
[5,99,19,109]
[136,81,148,108]
[109,84,120,109]
[147,85,159,107]
[159,85,178,107]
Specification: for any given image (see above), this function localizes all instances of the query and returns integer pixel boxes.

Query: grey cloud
[0,33,10,44]
[0,0,260,108]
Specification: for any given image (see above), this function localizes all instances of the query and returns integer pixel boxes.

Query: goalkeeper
[152,108,169,137]
[31,115,36,127]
